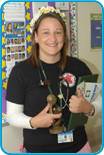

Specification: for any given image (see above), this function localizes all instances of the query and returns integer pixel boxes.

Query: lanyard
[38,60,69,109]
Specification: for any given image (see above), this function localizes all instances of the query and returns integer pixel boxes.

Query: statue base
[49,125,65,134]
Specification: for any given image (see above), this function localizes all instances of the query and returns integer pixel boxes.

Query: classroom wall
[2,2,102,153]
[77,2,102,152]
[2,126,23,153]
[77,2,102,82]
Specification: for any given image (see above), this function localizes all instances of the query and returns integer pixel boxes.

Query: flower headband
[30,6,66,33]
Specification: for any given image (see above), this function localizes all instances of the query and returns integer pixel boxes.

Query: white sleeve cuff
[6,101,36,129]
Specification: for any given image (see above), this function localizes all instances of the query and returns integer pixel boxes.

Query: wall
[2,2,102,153]
[2,126,23,153]
[77,2,102,152]
[77,2,102,82]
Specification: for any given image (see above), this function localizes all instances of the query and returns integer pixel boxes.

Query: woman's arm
[6,101,34,129]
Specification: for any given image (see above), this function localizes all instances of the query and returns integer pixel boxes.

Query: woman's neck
[39,53,61,64]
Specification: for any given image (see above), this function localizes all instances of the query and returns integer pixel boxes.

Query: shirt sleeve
[77,59,92,76]
[6,101,36,129]
[6,65,25,104]
[83,62,92,75]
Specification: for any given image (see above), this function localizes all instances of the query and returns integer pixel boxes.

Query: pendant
[40,80,50,87]
[58,94,63,99]
[47,94,57,105]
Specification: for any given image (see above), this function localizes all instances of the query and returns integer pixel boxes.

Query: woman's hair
[28,10,69,70]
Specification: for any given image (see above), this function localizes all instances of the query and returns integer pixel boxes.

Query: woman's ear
[35,32,38,43]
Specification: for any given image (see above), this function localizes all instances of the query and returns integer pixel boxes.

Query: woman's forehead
[38,17,63,29]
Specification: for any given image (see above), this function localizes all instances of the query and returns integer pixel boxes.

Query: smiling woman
[35,17,64,63]
[6,6,95,153]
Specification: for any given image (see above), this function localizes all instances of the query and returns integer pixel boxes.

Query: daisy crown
[30,6,66,33]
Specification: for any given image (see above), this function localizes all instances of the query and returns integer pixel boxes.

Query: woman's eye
[43,32,49,35]
[56,31,63,35]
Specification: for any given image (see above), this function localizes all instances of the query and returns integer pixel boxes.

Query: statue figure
[47,94,65,134]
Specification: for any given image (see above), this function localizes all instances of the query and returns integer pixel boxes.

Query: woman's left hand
[69,88,92,113]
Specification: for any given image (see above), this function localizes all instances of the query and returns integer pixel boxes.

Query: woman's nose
[49,33,57,42]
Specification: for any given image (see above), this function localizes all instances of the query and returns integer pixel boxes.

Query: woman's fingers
[42,104,50,113]
[52,113,62,119]
[76,88,83,97]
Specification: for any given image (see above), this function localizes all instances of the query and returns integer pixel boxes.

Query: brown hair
[28,12,69,70]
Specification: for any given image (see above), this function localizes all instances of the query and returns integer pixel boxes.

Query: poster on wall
[4,2,27,79]
[91,13,102,49]
[2,2,27,125]
[5,21,26,79]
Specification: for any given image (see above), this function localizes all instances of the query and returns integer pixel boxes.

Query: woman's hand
[30,104,62,128]
[69,88,93,114]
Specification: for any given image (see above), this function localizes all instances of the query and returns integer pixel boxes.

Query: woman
[6,22,12,33]
[6,6,95,153]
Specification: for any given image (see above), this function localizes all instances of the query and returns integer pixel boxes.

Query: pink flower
[62,73,76,87]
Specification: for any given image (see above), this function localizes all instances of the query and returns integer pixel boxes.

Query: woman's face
[35,17,64,59]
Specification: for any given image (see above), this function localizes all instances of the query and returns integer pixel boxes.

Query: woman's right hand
[30,104,62,128]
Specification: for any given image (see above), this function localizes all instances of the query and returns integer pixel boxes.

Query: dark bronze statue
[47,94,64,134]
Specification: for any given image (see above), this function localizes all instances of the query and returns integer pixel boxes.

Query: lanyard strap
[38,60,69,109]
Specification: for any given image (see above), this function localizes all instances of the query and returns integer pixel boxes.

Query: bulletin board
[2,2,32,125]
[2,2,78,125]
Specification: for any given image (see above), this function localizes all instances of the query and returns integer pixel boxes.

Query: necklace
[38,60,69,110]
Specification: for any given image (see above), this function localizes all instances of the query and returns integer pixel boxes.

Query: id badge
[57,130,73,143]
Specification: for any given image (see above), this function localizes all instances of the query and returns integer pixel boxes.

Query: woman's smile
[46,43,58,47]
